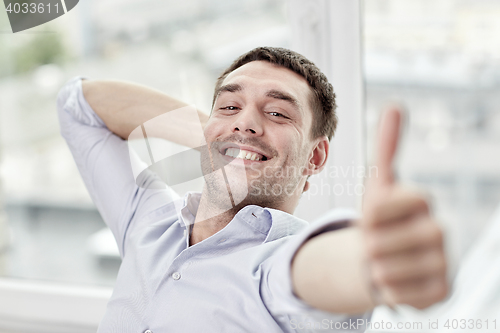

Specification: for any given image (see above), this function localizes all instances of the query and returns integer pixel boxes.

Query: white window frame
[0,278,111,333]
[289,0,365,221]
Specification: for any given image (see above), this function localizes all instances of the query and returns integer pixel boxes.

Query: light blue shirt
[57,77,369,333]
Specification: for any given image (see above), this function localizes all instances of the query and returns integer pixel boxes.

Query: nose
[232,107,263,136]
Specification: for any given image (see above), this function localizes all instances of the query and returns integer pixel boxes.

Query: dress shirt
[57,77,369,333]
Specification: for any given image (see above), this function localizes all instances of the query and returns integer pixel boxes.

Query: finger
[366,216,443,257]
[375,107,403,186]
[371,247,446,285]
[365,187,429,228]
[379,275,448,309]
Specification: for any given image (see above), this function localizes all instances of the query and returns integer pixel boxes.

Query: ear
[304,136,329,176]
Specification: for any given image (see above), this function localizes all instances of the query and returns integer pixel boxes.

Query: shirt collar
[178,192,309,243]
[262,207,309,242]
[179,191,201,228]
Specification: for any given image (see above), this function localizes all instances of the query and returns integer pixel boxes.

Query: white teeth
[224,148,264,161]
[225,148,239,158]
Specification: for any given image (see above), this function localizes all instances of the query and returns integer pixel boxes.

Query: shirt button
[172,272,181,280]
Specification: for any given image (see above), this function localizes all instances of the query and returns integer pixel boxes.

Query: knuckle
[371,266,389,286]
[368,205,384,225]
[427,251,446,273]
[372,264,398,287]
[389,291,404,305]
[412,300,426,310]
[367,247,380,260]
[365,242,377,259]
[414,300,432,310]
[434,279,449,301]
[431,258,446,275]
[421,278,449,308]
[421,223,443,245]
[428,224,444,245]
[413,196,429,213]
[398,188,427,209]
[365,236,383,258]
[413,297,435,310]
[437,255,447,273]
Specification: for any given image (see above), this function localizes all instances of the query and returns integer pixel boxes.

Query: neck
[189,191,238,245]
[190,182,303,245]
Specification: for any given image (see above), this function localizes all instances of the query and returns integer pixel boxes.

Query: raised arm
[82,80,209,145]
[58,78,204,256]
[292,108,448,314]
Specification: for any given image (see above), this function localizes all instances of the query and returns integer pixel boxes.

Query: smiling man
[57,47,447,332]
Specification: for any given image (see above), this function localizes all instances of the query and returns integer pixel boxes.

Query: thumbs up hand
[361,108,448,309]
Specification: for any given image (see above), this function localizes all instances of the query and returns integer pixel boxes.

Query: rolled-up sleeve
[57,77,178,257]
[262,209,371,332]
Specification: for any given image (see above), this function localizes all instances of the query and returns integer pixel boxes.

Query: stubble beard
[199,137,306,213]
[201,158,303,213]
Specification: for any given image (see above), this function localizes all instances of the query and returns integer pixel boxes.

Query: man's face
[201,61,328,213]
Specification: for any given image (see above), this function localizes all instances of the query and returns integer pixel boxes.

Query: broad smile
[218,143,271,164]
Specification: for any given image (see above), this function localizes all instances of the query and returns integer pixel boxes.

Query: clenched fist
[361,108,448,309]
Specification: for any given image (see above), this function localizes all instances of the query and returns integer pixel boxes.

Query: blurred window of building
[364,0,500,266]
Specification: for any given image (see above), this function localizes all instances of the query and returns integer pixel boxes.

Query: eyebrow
[215,83,242,97]
[265,89,301,110]
[215,84,301,111]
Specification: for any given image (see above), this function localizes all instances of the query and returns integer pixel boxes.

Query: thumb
[375,107,403,186]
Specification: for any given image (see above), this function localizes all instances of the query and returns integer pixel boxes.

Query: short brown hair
[212,47,337,140]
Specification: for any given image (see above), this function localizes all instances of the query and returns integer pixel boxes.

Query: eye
[268,111,288,119]
[221,106,239,111]
[216,105,240,116]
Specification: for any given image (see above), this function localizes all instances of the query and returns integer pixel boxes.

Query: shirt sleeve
[57,77,179,257]
[262,208,371,332]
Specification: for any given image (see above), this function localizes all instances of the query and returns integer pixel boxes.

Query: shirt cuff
[57,76,107,130]
[266,208,360,316]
